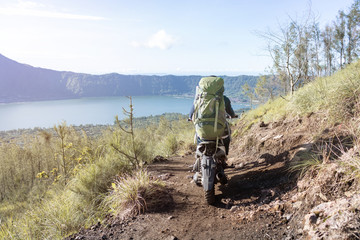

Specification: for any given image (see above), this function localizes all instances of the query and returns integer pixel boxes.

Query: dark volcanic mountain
[0,54,258,103]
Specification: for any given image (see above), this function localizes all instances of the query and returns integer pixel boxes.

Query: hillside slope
[229,61,360,239]
[0,54,258,103]
[64,113,344,239]
[66,61,360,239]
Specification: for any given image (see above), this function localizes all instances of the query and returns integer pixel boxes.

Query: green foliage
[0,91,194,239]
[69,154,131,204]
[222,75,259,99]
[0,201,27,221]
[289,152,323,178]
[53,121,72,184]
[254,74,281,103]
[0,186,102,240]
[237,60,360,189]
[115,113,195,157]
[240,60,360,128]
[23,189,98,239]
[0,121,102,205]
[241,97,288,129]
[132,113,188,127]
[162,134,179,156]
[0,129,138,239]
[113,96,143,168]
[260,0,360,97]
[288,60,360,122]
[136,116,195,157]
[242,82,255,109]
[103,170,165,218]
[0,111,195,239]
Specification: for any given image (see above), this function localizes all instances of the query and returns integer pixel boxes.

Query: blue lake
[0,96,248,131]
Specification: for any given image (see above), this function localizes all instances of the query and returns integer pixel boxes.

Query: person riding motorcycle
[189,76,238,204]
[188,94,238,157]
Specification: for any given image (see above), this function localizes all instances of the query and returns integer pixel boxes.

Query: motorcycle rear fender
[201,155,216,191]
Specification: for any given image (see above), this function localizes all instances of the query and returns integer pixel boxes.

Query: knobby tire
[205,188,215,205]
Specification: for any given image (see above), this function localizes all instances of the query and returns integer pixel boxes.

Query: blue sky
[0,0,354,75]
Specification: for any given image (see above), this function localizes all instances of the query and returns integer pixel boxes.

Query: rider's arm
[188,104,195,121]
[223,95,237,118]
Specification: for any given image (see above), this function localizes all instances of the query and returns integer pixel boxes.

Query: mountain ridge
[0,54,258,103]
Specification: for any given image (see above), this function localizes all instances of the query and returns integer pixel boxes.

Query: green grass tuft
[103,169,165,218]
[289,152,323,178]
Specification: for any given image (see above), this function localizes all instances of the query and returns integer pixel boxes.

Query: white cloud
[132,30,176,50]
[147,30,176,50]
[130,41,141,48]
[0,1,106,20]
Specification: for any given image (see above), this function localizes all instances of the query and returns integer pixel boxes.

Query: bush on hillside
[0,113,195,239]
[103,170,166,219]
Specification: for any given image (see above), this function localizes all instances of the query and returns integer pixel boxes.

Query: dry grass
[103,169,166,219]
[0,115,186,239]
[289,152,323,179]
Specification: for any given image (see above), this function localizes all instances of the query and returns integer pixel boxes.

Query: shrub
[0,111,191,239]
[103,169,165,218]
[162,134,179,156]
[289,152,323,178]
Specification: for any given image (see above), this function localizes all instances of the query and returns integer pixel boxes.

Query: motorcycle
[192,139,227,205]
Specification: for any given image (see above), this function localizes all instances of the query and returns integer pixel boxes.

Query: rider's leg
[222,136,235,169]
[223,136,230,155]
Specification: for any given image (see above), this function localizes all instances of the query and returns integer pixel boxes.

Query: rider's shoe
[193,172,202,186]
[216,172,228,185]
[193,157,201,172]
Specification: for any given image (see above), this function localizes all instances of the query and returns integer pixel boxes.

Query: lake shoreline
[0,94,249,105]
[0,96,250,131]
[0,105,249,143]
[0,113,190,143]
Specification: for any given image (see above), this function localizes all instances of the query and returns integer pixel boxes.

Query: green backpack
[192,76,226,140]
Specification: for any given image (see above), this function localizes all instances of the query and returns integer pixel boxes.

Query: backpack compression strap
[214,96,220,133]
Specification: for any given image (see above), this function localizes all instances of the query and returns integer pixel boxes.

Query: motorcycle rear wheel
[204,188,215,205]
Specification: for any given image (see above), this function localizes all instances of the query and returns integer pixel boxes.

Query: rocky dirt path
[68,149,296,240]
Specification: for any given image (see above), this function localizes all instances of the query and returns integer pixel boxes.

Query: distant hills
[0,54,258,103]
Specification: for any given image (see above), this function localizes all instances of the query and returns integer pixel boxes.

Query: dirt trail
[67,113,357,240]
[68,150,294,240]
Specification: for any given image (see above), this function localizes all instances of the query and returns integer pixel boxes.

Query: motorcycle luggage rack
[198,141,217,156]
